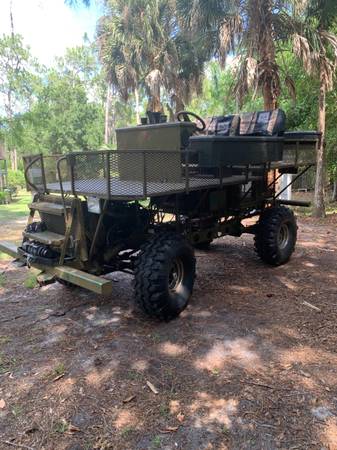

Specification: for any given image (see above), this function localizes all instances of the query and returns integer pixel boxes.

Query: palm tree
[97,0,205,118]
[290,0,337,217]
[176,0,288,110]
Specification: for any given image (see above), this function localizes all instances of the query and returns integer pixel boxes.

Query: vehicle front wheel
[254,206,297,266]
[134,232,196,321]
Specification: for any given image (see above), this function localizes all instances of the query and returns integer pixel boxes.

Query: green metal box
[116,122,196,182]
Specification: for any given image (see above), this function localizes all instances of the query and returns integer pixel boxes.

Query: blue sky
[0,0,102,65]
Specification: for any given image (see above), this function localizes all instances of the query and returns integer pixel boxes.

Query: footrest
[23,230,65,246]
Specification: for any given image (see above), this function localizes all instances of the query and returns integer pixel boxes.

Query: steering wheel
[176,110,206,132]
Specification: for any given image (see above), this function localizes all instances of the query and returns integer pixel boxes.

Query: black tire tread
[254,206,297,266]
[134,232,196,321]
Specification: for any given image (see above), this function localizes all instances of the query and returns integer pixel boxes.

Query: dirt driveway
[0,215,336,450]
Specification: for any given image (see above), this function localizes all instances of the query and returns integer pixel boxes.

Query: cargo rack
[23,131,319,202]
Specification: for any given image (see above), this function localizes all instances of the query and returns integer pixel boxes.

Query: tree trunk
[110,93,116,148]
[262,83,277,110]
[174,96,185,115]
[134,86,140,124]
[332,180,337,202]
[11,148,17,171]
[104,84,112,145]
[251,0,279,111]
[312,66,326,218]
[145,69,162,113]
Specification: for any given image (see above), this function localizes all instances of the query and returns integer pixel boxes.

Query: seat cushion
[240,109,286,136]
[206,114,240,136]
[239,112,257,135]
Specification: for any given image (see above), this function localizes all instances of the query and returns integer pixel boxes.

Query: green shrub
[7,169,25,191]
[0,192,7,204]
[0,190,11,204]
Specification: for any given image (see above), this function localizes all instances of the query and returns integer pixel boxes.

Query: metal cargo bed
[24,150,265,201]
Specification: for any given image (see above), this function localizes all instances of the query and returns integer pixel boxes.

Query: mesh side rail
[69,150,187,199]
[39,149,259,199]
[24,154,64,194]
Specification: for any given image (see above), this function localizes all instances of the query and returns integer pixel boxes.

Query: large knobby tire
[254,206,297,266]
[134,233,196,321]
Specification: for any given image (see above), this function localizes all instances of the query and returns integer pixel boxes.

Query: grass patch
[151,435,162,449]
[0,352,16,374]
[0,252,10,261]
[54,419,69,434]
[53,362,66,376]
[24,273,37,289]
[327,201,337,215]
[11,404,23,418]
[121,426,135,438]
[0,190,31,223]
[0,336,11,346]
[222,425,230,436]
[0,273,6,287]
[126,370,142,381]
[159,403,170,418]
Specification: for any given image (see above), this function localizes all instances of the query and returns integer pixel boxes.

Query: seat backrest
[206,114,241,136]
[240,109,286,136]
[239,112,257,135]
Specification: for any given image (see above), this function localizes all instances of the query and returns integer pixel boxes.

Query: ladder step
[29,202,67,216]
[23,230,65,246]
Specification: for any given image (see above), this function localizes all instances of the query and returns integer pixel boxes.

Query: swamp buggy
[0,109,320,320]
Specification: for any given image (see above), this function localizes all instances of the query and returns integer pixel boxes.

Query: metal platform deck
[46,174,260,200]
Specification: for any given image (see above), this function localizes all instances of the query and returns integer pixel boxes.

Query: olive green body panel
[116,122,195,182]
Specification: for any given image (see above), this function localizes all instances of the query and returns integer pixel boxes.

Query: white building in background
[279,174,292,201]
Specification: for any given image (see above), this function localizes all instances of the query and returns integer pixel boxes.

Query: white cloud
[0,0,99,65]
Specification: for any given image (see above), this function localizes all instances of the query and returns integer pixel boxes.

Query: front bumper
[0,241,112,295]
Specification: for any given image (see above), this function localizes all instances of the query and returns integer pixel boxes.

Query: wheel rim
[278,223,290,250]
[168,258,184,293]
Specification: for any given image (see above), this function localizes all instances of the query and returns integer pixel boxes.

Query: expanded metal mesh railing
[23,154,70,193]
[25,150,255,200]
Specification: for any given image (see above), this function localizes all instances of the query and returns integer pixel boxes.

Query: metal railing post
[68,154,76,197]
[40,154,48,194]
[143,151,147,198]
[24,155,42,193]
[185,150,190,194]
[106,151,111,199]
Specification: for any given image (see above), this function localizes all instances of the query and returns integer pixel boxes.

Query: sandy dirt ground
[0,214,336,450]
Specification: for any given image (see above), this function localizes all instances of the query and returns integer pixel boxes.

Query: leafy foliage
[97,0,207,112]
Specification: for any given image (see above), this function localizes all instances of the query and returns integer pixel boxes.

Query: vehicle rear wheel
[134,232,196,321]
[254,206,297,266]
